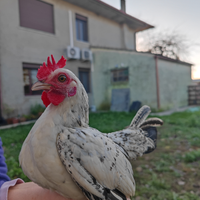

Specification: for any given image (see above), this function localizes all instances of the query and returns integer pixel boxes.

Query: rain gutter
[155,56,160,109]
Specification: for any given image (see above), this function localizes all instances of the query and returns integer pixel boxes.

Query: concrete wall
[158,59,192,109]
[0,0,137,117]
[91,49,158,109]
[91,49,192,110]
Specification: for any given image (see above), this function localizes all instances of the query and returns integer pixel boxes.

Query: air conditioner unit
[81,49,92,61]
[66,46,80,60]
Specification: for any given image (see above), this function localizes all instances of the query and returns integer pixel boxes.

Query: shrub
[98,101,110,111]
[30,104,45,116]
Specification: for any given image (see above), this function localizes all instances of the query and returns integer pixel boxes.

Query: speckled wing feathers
[107,129,154,160]
[56,127,135,200]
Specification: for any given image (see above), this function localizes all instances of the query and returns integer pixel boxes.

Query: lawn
[1,110,200,200]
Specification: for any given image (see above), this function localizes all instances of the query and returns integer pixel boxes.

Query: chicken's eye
[58,75,67,82]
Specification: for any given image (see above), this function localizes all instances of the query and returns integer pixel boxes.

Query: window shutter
[19,0,55,34]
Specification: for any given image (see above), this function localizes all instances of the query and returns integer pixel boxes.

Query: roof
[154,55,193,66]
[63,0,154,32]
[90,46,193,66]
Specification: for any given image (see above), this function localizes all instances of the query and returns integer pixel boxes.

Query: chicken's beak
[31,81,52,91]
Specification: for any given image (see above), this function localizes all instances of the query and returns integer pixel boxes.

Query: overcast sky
[101,0,200,79]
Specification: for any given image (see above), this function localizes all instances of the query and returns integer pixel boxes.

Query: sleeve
[0,137,10,188]
[0,138,25,200]
[0,178,24,200]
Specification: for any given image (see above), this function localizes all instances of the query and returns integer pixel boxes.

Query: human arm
[0,137,10,188]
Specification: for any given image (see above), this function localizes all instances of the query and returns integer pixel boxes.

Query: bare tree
[137,30,194,61]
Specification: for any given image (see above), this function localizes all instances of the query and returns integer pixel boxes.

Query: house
[0,0,192,119]
[91,50,192,111]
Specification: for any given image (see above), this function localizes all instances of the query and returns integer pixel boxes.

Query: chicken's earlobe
[67,80,77,97]
[68,87,77,97]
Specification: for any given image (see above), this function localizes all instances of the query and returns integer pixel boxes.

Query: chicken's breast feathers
[56,127,135,200]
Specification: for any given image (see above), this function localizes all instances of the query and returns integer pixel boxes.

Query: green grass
[183,149,200,163]
[0,124,33,181]
[89,111,136,132]
[1,110,200,199]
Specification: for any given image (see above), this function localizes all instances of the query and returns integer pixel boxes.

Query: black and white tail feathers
[130,105,163,129]
[142,126,158,154]
[130,105,163,154]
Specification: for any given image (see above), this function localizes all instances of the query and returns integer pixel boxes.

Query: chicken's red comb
[37,55,67,80]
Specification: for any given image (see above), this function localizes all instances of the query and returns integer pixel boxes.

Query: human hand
[7,181,131,200]
[7,182,72,200]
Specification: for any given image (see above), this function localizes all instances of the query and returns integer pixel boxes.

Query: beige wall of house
[91,49,158,109]
[91,48,192,110]
[158,59,192,109]
[46,0,136,50]
[0,0,137,117]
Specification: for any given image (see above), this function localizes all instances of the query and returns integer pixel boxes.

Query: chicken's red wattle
[41,91,51,107]
[41,90,66,107]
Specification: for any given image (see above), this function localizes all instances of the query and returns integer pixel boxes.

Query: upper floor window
[23,63,42,95]
[76,14,88,42]
[111,68,129,83]
[18,0,55,34]
[79,68,90,93]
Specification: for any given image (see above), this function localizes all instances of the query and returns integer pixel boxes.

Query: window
[18,0,54,33]
[79,68,90,93]
[76,14,88,42]
[111,68,129,83]
[23,63,42,95]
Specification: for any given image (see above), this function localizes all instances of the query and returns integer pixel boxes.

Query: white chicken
[19,55,163,200]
